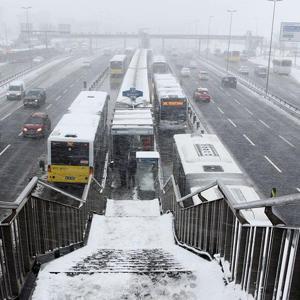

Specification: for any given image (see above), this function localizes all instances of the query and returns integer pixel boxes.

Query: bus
[47,91,109,184]
[225,50,240,62]
[153,73,187,131]
[172,133,271,223]
[109,54,127,77]
[272,59,292,75]
[152,55,169,74]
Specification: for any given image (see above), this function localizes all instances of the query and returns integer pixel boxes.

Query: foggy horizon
[1,0,300,40]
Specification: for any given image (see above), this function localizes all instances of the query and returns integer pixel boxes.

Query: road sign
[122,88,143,99]
[280,22,300,42]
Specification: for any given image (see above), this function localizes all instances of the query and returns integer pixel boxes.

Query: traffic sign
[122,88,143,99]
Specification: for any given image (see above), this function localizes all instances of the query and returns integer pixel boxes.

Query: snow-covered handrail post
[160,176,300,299]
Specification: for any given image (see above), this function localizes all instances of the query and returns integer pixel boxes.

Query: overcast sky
[1,0,299,39]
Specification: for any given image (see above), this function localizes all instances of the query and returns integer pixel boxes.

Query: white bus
[47,91,109,184]
[152,55,169,74]
[272,59,292,75]
[110,54,127,77]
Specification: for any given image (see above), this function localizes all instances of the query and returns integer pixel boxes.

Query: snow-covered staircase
[33,199,243,299]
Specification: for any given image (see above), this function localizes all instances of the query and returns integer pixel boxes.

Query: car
[189,60,197,69]
[22,112,51,138]
[23,88,46,107]
[193,88,211,102]
[7,80,26,100]
[32,56,44,63]
[254,65,267,78]
[238,66,249,75]
[180,67,191,77]
[198,71,209,80]
[221,76,237,88]
[82,60,91,68]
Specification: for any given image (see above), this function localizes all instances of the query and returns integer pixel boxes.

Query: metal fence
[0,176,105,299]
[161,176,300,300]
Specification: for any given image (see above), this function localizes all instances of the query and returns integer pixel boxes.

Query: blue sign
[122,88,143,99]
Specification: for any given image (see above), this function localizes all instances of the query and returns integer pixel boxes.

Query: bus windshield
[51,141,89,166]
[110,61,123,68]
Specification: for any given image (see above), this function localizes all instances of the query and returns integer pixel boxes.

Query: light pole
[265,0,283,95]
[22,6,32,67]
[226,9,236,73]
[206,16,214,57]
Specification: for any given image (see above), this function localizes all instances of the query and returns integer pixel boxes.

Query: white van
[7,80,26,100]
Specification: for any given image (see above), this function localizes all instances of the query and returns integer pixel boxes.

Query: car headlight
[36,128,42,132]
[23,128,28,132]
[6,92,10,96]
[34,99,38,102]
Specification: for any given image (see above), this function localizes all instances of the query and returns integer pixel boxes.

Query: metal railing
[161,175,300,300]
[0,176,105,299]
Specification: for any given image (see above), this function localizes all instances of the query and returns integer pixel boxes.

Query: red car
[193,88,211,102]
[22,112,51,138]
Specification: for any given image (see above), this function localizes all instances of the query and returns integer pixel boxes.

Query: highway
[0,52,112,202]
[170,54,300,197]
[208,54,300,110]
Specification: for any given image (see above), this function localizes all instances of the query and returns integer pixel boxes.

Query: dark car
[22,112,51,138]
[23,88,46,107]
[221,76,237,88]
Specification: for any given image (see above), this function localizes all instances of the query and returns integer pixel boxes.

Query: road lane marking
[217,107,224,114]
[46,103,52,110]
[18,132,23,136]
[210,99,215,103]
[0,144,11,156]
[243,134,255,146]
[245,108,253,115]
[233,98,241,105]
[264,155,282,173]
[259,119,270,129]
[1,112,12,121]
[227,118,237,127]
[55,95,62,101]
[297,188,300,193]
[63,89,68,94]
[70,83,74,88]
[278,135,295,148]
[0,104,23,121]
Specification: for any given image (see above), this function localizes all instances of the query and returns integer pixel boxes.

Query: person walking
[127,152,137,189]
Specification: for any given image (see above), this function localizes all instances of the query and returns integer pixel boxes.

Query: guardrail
[88,67,109,91]
[0,176,104,299]
[0,55,73,91]
[161,175,300,300]
[200,56,300,118]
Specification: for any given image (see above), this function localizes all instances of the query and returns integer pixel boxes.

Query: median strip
[264,155,282,173]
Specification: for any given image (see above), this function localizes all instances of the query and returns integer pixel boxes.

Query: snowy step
[105,199,160,217]
[64,248,188,274]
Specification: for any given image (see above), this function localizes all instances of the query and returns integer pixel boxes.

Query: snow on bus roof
[110,54,127,62]
[48,113,100,142]
[174,133,241,175]
[68,91,108,114]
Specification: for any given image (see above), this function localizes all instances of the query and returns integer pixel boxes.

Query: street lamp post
[206,16,214,57]
[265,0,283,96]
[22,6,32,67]
[226,9,236,73]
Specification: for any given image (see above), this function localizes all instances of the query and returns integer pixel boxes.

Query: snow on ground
[106,199,160,217]
[33,200,253,300]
